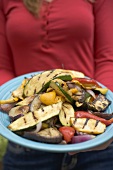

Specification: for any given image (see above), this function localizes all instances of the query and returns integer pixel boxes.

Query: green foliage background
[0,135,8,161]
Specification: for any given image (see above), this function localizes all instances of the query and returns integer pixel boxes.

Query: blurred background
[0,136,8,169]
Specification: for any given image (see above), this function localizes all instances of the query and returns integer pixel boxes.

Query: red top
[0,0,113,91]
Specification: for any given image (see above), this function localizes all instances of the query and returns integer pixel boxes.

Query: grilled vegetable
[94,88,108,95]
[31,122,42,133]
[87,94,111,112]
[24,70,53,97]
[9,105,29,118]
[92,112,113,120]
[59,102,75,126]
[72,78,108,95]
[72,78,102,89]
[16,96,35,106]
[12,78,29,99]
[0,79,29,105]
[23,128,62,144]
[71,117,106,134]
[30,95,42,112]
[8,102,62,131]
[37,75,76,93]
[0,97,18,104]
[40,90,56,105]
[50,79,68,92]
[59,126,75,143]
[71,90,87,103]
[66,81,89,103]
[10,114,24,122]
[0,103,17,113]
[45,116,58,128]
[24,69,84,97]
[1,69,112,145]
[71,134,96,144]
[75,111,113,126]
[50,80,74,104]
[55,75,72,81]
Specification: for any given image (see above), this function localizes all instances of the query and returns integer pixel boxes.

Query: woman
[0,0,113,170]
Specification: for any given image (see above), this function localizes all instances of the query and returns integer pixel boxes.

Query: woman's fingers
[68,138,113,155]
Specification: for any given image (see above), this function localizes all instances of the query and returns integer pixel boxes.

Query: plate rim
[0,71,113,153]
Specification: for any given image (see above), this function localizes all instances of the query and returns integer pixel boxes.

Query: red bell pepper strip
[72,78,101,89]
[75,111,113,126]
[59,126,75,143]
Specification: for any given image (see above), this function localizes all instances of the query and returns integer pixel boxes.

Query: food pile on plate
[0,69,113,144]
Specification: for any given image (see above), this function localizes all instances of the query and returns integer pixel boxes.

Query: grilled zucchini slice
[8,102,62,131]
[50,80,74,104]
[71,118,106,134]
[59,102,75,126]
[24,70,52,97]
[23,69,84,97]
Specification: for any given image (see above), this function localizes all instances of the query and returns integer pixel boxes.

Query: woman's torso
[2,0,94,77]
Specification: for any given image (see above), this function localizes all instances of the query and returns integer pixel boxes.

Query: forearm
[94,0,113,92]
[0,3,15,85]
[95,62,113,92]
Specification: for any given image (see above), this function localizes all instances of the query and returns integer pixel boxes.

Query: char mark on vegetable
[32,112,38,120]
[82,118,89,128]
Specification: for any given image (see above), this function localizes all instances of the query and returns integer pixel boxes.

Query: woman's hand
[69,138,113,155]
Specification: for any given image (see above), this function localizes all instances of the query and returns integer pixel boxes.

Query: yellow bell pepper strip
[75,111,113,126]
[0,97,18,104]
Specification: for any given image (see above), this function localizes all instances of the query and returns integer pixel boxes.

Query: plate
[0,72,113,153]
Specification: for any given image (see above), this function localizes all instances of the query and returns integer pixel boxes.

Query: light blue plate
[0,72,113,153]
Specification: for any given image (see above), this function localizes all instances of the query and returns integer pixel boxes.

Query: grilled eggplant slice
[10,114,24,122]
[23,127,62,144]
[0,103,17,113]
[9,105,29,117]
[87,94,111,112]
[71,117,106,134]
[8,102,62,131]
[91,112,113,120]
[59,102,74,126]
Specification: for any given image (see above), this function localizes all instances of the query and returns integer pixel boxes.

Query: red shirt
[0,0,113,91]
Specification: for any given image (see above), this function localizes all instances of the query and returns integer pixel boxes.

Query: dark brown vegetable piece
[0,103,17,113]
[87,94,111,112]
[91,112,113,120]
[9,105,29,117]
[23,127,63,144]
